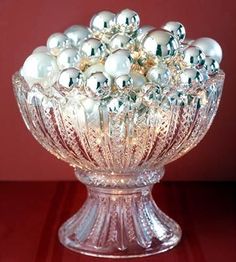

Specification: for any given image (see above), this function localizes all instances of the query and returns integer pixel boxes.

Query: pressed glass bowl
[13,71,224,258]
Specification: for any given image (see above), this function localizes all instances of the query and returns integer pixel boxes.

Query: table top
[0,182,235,262]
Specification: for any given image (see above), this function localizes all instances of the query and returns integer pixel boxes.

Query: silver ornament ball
[162,21,186,42]
[130,71,147,92]
[146,64,171,87]
[114,74,133,92]
[183,38,194,46]
[84,63,105,78]
[192,37,223,63]
[143,30,179,58]
[204,57,220,75]
[86,72,112,99]
[58,68,84,91]
[180,68,204,88]
[136,25,155,43]
[33,46,49,54]
[90,11,115,33]
[47,33,71,56]
[198,67,209,81]
[109,33,134,52]
[113,48,133,63]
[57,47,81,69]
[116,9,140,33]
[64,25,91,46]
[80,38,106,62]
[183,46,206,68]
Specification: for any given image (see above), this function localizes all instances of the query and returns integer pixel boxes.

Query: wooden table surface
[0,182,235,262]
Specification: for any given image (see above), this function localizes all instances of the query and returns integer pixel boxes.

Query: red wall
[0,0,235,181]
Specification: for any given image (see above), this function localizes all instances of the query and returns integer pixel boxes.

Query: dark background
[0,0,235,181]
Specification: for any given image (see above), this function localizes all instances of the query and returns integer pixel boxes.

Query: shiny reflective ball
[113,49,133,63]
[146,64,171,87]
[86,72,112,99]
[90,11,115,33]
[57,48,81,69]
[183,38,194,46]
[116,9,140,33]
[180,68,204,88]
[130,71,147,92]
[114,74,133,92]
[204,57,220,75]
[33,46,49,54]
[183,46,206,68]
[136,25,155,43]
[192,37,223,63]
[80,38,106,62]
[22,53,59,88]
[105,50,131,77]
[162,21,186,42]
[47,33,71,56]
[109,33,134,51]
[199,67,209,81]
[143,30,179,58]
[58,68,84,91]
[64,25,91,46]
[84,63,105,78]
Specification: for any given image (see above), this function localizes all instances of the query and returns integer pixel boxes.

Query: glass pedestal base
[58,168,181,258]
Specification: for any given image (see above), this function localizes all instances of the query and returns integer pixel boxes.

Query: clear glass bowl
[12,70,224,258]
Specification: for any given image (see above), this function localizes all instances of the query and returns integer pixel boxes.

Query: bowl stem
[59,174,181,258]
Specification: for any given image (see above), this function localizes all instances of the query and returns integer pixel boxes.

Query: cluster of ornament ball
[21,8,223,103]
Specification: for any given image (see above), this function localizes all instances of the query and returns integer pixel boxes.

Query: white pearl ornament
[192,37,223,63]
[113,49,133,63]
[105,51,131,77]
[33,46,49,54]
[130,71,147,91]
[22,53,59,88]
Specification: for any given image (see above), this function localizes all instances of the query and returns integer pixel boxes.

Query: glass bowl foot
[58,185,181,258]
